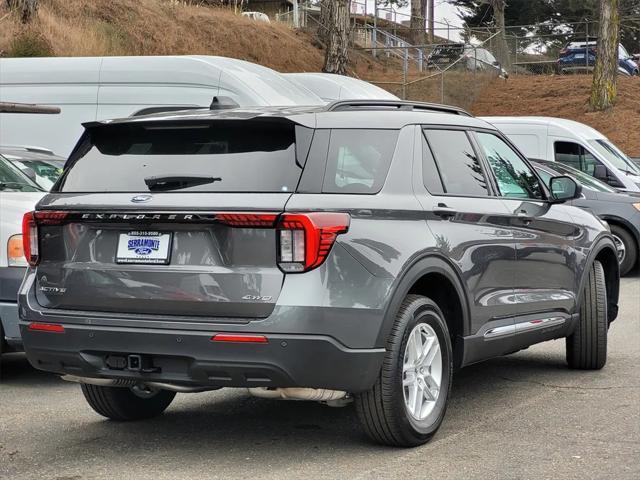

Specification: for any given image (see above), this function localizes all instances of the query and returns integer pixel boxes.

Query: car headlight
[7,234,28,267]
[633,202,640,212]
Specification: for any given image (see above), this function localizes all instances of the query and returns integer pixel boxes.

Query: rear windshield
[58,120,301,193]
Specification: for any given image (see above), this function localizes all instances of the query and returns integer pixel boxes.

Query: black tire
[610,224,637,276]
[81,384,176,421]
[566,260,608,370]
[355,295,453,447]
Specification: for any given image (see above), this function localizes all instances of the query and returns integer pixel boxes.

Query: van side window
[423,129,488,196]
[322,129,399,194]
[476,132,543,199]
[554,142,600,176]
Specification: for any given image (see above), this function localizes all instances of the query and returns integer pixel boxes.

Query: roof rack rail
[326,100,471,116]
[0,145,55,155]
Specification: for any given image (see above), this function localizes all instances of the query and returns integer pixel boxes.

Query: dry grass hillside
[473,75,640,156]
[0,0,388,76]
[3,1,639,157]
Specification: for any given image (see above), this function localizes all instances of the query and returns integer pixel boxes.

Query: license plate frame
[115,231,173,265]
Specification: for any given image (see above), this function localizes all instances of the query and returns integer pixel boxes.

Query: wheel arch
[600,215,640,250]
[580,236,620,323]
[376,254,471,366]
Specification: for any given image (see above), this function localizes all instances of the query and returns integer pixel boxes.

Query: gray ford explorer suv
[19,100,620,447]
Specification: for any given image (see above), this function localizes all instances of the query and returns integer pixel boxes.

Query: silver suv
[19,100,619,447]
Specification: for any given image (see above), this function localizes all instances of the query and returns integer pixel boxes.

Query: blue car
[558,41,639,76]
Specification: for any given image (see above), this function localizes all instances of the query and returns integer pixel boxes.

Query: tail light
[277,212,350,273]
[22,210,69,266]
[20,210,349,272]
[214,213,278,228]
[211,211,350,272]
[7,234,27,267]
[22,212,38,266]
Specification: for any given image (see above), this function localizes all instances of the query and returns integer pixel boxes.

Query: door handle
[516,211,532,226]
[433,204,457,219]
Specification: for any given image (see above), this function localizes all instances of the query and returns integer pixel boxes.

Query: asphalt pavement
[1,275,638,480]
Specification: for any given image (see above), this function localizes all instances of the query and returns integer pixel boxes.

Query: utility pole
[428,0,434,43]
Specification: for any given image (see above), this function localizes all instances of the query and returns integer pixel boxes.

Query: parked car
[284,73,399,102]
[241,11,270,23]
[0,156,45,360]
[482,116,640,193]
[0,146,65,190]
[0,55,323,156]
[427,43,508,77]
[557,41,639,76]
[632,157,640,169]
[19,100,619,447]
[531,159,640,276]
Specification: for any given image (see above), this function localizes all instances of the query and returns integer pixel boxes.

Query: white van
[0,156,44,356]
[481,116,640,193]
[0,56,323,156]
[284,72,399,102]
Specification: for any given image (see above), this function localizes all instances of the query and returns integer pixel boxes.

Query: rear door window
[423,129,489,196]
[322,129,398,194]
[58,120,301,193]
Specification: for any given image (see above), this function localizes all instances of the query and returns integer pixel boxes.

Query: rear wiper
[144,175,222,192]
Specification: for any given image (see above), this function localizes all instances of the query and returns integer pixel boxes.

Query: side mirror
[593,164,608,180]
[549,175,582,203]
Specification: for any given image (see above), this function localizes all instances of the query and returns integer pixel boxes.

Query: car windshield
[9,158,64,190]
[541,162,616,193]
[0,156,43,192]
[619,44,630,59]
[587,139,640,174]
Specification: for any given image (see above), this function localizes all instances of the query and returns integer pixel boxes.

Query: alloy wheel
[402,323,443,420]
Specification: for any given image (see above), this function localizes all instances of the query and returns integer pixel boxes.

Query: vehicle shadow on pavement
[2,347,581,455]
[0,353,64,386]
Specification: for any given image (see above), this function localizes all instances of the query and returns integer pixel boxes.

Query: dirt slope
[0,0,388,76]
[472,75,640,156]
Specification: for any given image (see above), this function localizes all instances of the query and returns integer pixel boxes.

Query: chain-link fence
[271,4,639,108]
[351,31,504,109]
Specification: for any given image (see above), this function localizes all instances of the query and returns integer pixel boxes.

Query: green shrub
[9,31,53,57]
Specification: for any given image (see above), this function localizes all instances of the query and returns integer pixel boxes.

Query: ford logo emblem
[131,194,153,203]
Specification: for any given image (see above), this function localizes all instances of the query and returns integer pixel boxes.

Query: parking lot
[0,274,637,480]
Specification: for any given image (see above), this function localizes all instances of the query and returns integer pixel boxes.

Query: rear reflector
[28,322,65,333]
[211,334,268,343]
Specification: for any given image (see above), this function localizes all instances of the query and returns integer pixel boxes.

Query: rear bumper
[19,322,384,392]
[0,302,23,351]
[0,266,26,351]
